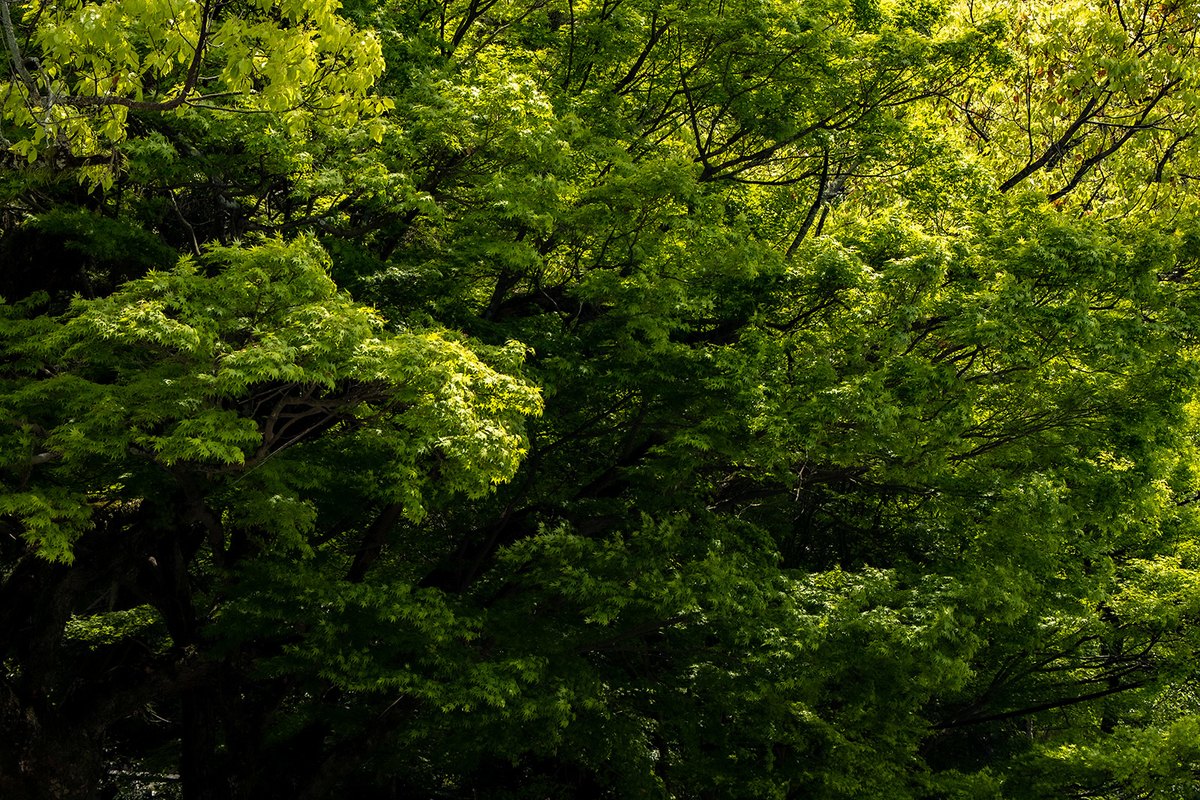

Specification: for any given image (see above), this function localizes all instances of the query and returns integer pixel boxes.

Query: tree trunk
[0,688,104,800]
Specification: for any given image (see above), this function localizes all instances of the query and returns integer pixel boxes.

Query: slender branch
[999,93,1105,193]
[786,148,829,258]
[934,680,1148,729]
[613,12,672,94]
[1048,79,1181,202]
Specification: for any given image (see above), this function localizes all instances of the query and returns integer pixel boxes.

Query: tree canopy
[3,0,1200,797]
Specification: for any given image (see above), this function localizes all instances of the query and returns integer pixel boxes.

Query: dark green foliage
[4,0,1200,797]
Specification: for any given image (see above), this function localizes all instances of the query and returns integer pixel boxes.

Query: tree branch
[2,0,214,113]
[934,680,1148,729]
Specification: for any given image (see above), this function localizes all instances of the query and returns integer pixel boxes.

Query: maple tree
[4,0,1200,797]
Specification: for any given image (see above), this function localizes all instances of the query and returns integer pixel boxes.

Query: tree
[4,0,1200,796]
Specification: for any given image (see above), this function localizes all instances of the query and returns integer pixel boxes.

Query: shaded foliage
[4,0,1200,797]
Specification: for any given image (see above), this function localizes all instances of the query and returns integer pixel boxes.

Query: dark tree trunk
[181,687,231,800]
[0,542,105,800]
[0,504,219,800]
[0,678,105,800]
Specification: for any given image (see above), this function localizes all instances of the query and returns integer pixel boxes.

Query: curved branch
[0,0,41,104]
[998,93,1105,193]
[1047,79,1181,202]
